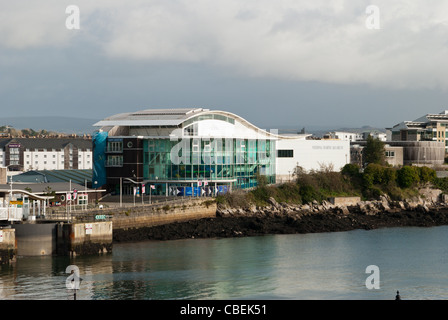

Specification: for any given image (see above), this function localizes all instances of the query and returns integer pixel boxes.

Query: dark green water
[1,225,448,300]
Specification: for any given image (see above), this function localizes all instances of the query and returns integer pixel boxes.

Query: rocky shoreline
[113,193,448,242]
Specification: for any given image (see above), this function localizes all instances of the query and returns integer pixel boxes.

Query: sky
[1,0,448,132]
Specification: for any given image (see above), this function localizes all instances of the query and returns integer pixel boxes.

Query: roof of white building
[94,108,308,140]
[0,138,92,150]
[93,108,208,127]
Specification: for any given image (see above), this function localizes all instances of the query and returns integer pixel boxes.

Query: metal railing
[36,196,216,223]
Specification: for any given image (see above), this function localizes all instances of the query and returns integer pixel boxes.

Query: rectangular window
[385,151,395,157]
[107,140,123,153]
[107,155,123,167]
[77,194,88,205]
[277,149,294,158]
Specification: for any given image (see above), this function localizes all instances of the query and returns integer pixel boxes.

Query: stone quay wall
[109,198,217,230]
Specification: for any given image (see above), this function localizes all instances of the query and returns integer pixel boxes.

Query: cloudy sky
[1,0,448,132]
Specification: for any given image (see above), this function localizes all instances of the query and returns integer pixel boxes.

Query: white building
[0,138,92,172]
[276,135,350,182]
[324,131,363,142]
[363,131,387,141]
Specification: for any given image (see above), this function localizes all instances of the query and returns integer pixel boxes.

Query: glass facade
[143,137,275,191]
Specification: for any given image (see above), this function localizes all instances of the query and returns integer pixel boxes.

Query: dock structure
[0,183,112,261]
[0,227,16,264]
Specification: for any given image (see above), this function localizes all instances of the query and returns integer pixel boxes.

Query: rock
[358,202,368,214]
[396,201,406,210]
[378,201,390,212]
[248,204,257,214]
[339,206,350,215]
[268,197,279,208]
[416,204,430,213]
[301,204,311,212]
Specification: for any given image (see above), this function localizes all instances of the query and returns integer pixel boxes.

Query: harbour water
[1,225,448,300]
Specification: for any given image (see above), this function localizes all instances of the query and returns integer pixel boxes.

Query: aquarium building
[92,108,349,196]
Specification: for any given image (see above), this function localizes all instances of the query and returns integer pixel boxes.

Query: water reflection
[2,226,448,299]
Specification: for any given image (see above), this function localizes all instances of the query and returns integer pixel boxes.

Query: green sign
[95,214,106,220]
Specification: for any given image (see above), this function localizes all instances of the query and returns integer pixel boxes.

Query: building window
[107,155,123,167]
[107,140,123,153]
[277,149,294,158]
[78,194,88,205]
[385,151,395,157]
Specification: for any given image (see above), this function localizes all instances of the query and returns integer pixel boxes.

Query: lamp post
[120,177,122,207]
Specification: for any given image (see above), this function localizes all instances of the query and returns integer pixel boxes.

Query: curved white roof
[93,108,208,127]
[94,108,310,140]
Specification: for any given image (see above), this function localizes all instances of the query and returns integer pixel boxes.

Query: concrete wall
[64,221,113,256]
[328,197,361,206]
[12,223,57,256]
[0,227,16,264]
[110,198,217,230]
[11,221,112,257]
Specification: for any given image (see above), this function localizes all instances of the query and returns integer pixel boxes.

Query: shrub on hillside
[397,166,420,188]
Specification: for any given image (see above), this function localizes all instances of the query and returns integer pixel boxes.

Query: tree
[341,163,361,178]
[363,135,385,167]
[397,166,420,188]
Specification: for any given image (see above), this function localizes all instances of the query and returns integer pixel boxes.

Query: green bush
[433,177,448,193]
[364,163,385,185]
[382,167,397,185]
[299,185,319,204]
[341,163,361,178]
[418,166,436,183]
[250,186,271,205]
[397,166,420,188]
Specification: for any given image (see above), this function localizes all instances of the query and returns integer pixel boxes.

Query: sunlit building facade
[93,108,279,196]
[93,108,350,196]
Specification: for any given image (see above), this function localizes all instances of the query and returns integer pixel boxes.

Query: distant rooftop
[11,169,92,185]
[0,137,92,149]
[0,182,100,194]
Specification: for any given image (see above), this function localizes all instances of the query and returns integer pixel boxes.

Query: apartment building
[0,138,92,172]
[389,110,448,150]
